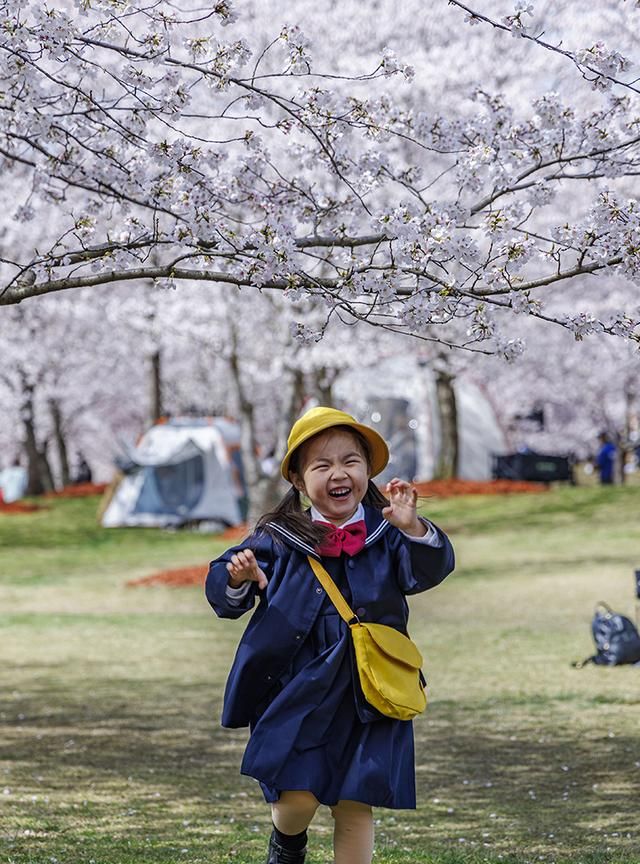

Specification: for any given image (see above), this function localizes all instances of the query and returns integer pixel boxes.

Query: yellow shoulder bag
[307,556,427,721]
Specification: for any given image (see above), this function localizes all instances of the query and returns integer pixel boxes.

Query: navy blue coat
[206,506,455,729]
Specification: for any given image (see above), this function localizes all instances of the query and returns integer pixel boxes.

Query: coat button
[265,674,273,681]
[315,587,323,594]
[347,559,356,569]
[356,607,366,617]
[295,634,302,641]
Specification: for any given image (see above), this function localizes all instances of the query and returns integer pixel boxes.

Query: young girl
[206,406,454,864]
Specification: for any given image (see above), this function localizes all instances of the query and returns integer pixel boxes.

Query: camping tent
[101,417,245,528]
[334,356,507,481]
[0,463,27,503]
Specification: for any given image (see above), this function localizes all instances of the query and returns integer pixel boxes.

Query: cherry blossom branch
[2,1,639,356]
[448,1,639,95]
[473,256,625,296]
[470,135,640,213]
[1,249,627,307]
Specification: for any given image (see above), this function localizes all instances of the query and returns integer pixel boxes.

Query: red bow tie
[315,519,367,557]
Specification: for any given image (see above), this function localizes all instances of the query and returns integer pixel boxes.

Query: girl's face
[290,428,370,525]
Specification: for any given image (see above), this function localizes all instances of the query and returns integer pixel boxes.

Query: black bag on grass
[574,602,640,668]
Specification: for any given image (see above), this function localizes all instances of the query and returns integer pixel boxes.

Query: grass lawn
[1,487,640,864]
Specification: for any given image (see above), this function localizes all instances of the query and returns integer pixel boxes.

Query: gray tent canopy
[101,417,244,528]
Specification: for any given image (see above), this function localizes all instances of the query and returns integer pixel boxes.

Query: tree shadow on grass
[1,681,639,862]
[409,705,640,859]
[0,678,265,862]
[0,679,248,810]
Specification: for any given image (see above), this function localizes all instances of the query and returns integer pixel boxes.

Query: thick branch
[2,250,630,307]
[0,266,307,305]
[473,255,624,296]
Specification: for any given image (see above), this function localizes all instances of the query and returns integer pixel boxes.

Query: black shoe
[265,830,307,864]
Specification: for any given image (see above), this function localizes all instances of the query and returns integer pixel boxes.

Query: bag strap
[307,556,359,625]
[595,601,614,616]
[572,655,596,669]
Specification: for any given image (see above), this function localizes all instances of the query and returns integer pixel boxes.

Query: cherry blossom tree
[3,0,640,502]
[478,313,640,466]
[0,289,152,491]
[0,0,639,360]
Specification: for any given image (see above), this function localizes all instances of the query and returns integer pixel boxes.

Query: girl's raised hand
[382,478,426,537]
[226,549,268,590]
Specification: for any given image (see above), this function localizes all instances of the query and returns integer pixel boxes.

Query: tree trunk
[274,367,306,462]
[24,413,45,496]
[434,370,459,479]
[246,473,286,526]
[620,382,638,485]
[227,328,307,525]
[314,366,338,407]
[245,369,306,524]
[38,443,56,492]
[49,398,71,486]
[22,388,55,495]
[149,349,163,425]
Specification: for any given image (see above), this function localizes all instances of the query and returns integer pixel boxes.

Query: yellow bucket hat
[280,406,389,480]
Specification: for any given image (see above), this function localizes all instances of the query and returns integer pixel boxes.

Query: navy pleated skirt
[240,572,416,809]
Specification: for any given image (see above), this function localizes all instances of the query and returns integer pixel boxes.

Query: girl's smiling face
[290,428,370,525]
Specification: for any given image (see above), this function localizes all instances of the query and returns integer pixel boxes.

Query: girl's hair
[255,426,389,548]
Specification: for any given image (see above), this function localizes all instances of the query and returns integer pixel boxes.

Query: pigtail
[364,479,389,510]
[255,486,331,548]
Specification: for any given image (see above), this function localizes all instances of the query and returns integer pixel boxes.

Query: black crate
[492,453,572,482]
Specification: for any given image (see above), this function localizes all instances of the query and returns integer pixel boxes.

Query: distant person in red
[595,433,616,485]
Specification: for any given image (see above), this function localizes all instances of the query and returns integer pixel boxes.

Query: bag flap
[356,621,423,669]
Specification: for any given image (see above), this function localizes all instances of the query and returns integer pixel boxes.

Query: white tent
[101,417,244,528]
[334,357,507,481]
[0,464,27,503]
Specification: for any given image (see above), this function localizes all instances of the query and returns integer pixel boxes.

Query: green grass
[2,486,640,863]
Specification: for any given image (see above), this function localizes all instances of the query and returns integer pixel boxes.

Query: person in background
[595,433,616,485]
[73,454,93,484]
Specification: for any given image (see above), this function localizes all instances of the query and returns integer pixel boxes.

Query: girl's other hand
[382,478,426,537]
[226,549,268,590]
